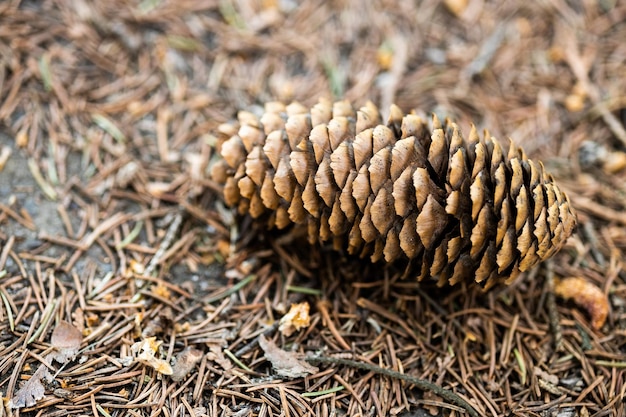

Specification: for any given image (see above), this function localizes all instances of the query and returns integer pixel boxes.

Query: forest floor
[0,1,625,416]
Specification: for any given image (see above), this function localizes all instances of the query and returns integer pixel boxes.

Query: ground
[0,0,625,416]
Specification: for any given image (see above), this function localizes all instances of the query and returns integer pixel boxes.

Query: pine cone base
[210,99,576,289]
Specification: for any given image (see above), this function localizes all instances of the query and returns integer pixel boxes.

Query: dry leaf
[141,307,173,338]
[131,337,173,375]
[171,347,204,382]
[258,335,318,379]
[278,302,311,337]
[9,364,51,409]
[50,320,82,363]
[554,277,609,329]
[534,368,559,386]
[207,343,233,372]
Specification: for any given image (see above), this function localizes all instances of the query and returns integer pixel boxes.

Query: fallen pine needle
[301,385,345,397]
[224,349,252,372]
[286,285,322,296]
[28,158,57,200]
[0,288,15,332]
[116,221,144,250]
[513,348,526,385]
[593,360,626,368]
[204,274,256,304]
[91,113,126,143]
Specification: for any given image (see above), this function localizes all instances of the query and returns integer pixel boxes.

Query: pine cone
[210,99,576,289]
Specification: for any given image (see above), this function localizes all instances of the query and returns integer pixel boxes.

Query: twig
[544,261,563,351]
[304,355,480,417]
[588,100,626,147]
[463,25,506,79]
[145,210,184,276]
[580,221,605,266]
[570,195,626,225]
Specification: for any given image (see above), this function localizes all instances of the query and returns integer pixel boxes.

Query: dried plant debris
[258,335,318,379]
[212,99,577,289]
[278,302,311,336]
[171,347,204,382]
[9,364,51,409]
[9,321,82,409]
[554,277,609,329]
[131,337,174,375]
[49,320,82,364]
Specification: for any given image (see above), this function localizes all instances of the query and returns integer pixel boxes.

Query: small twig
[580,221,605,266]
[463,24,506,79]
[588,100,626,147]
[544,261,563,351]
[304,355,480,417]
[572,195,626,225]
[145,210,184,276]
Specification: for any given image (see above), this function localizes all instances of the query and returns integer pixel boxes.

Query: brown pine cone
[210,99,576,289]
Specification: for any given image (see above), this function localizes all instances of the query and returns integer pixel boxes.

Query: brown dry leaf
[9,364,51,409]
[131,337,173,375]
[170,347,204,382]
[258,335,318,379]
[142,307,173,338]
[50,320,82,363]
[278,302,311,337]
[534,368,558,385]
[554,277,609,329]
[207,343,233,372]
